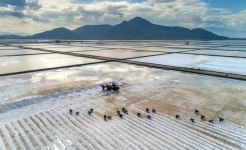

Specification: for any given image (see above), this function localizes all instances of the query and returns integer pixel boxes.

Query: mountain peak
[52,27,70,31]
[128,17,152,25]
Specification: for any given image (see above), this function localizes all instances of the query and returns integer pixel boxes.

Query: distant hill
[101,17,227,40]
[0,35,31,39]
[1,17,230,40]
[32,27,79,39]
[73,25,113,39]
[205,27,246,38]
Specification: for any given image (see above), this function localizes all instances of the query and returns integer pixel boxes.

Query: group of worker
[69,109,80,116]
[69,108,94,116]
[175,109,224,124]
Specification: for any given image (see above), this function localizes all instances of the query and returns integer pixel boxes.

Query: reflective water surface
[0,54,102,74]
[131,53,246,75]
[0,49,50,56]
[183,49,246,57]
[72,49,164,59]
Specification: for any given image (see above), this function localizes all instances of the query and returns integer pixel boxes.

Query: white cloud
[1,0,246,34]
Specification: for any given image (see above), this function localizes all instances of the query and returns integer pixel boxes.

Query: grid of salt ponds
[183,49,246,58]
[58,43,100,47]
[128,46,193,52]
[11,44,75,49]
[205,40,246,45]
[0,49,50,56]
[72,49,164,59]
[214,46,246,51]
[0,47,21,50]
[0,54,102,74]
[45,46,105,52]
[130,53,246,75]
[92,45,140,49]
[163,45,221,49]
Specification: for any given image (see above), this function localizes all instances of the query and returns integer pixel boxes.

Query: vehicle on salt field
[101,82,120,91]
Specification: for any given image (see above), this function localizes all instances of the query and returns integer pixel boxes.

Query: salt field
[214,46,246,51]
[0,49,50,56]
[0,54,102,75]
[0,47,23,50]
[131,53,246,75]
[0,40,246,149]
[127,46,194,52]
[183,49,246,58]
[45,46,106,52]
[72,49,164,59]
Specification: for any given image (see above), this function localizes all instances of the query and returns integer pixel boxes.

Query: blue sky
[203,0,246,13]
[0,0,246,34]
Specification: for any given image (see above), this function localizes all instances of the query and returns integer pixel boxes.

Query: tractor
[101,83,120,91]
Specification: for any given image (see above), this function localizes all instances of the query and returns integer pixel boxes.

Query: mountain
[0,35,31,39]
[32,27,79,39]
[73,25,113,39]
[0,17,230,40]
[205,27,246,38]
[0,32,30,36]
[101,17,228,40]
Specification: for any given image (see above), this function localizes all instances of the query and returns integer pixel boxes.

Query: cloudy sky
[0,0,246,35]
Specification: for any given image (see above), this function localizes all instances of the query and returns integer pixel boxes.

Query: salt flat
[0,54,102,75]
[0,40,246,150]
[72,49,164,59]
[183,49,246,57]
[0,62,245,149]
[131,53,246,75]
[0,49,50,56]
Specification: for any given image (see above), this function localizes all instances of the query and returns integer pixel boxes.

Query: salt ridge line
[127,108,196,149]
[18,119,46,150]
[224,121,246,130]
[11,121,36,150]
[157,113,238,149]
[55,109,121,150]
[92,103,177,149]
[47,112,96,150]
[185,120,246,148]
[111,115,169,150]
[0,125,17,150]
[149,114,225,149]
[0,131,6,150]
[59,112,115,150]
[0,84,103,122]
[75,111,133,150]
[194,120,246,144]
[25,117,57,150]
[120,115,179,150]
[131,106,232,149]
[6,123,26,150]
[183,120,240,149]
[109,116,158,150]
[124,115,196,150]
[151,112,228,148]
[30,115,66,149]
[69,102,143,150]
[47,111,107,150]
[88,115,141,150]
[124,113,196,150]
[93,115,148,150]
[0,82,107,115]
[127,107,224,150]
[218,122,246,134]
[139,114,218,150]
[35,114,73,149]
[42,112,87,150]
